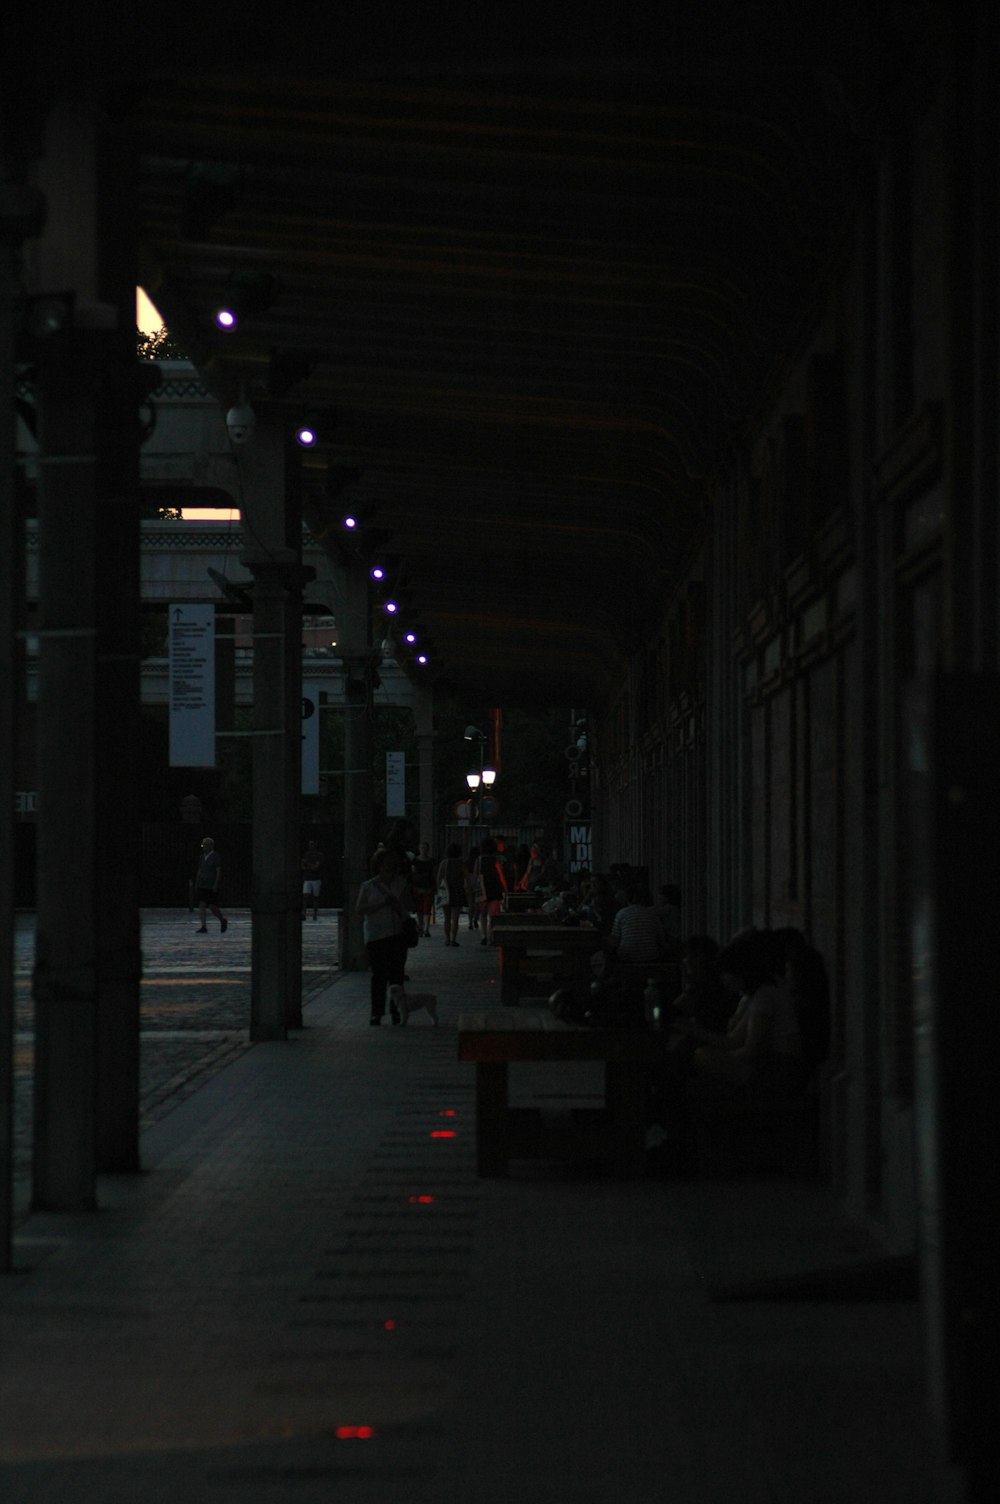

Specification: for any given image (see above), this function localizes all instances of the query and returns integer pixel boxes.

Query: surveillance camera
[226,402,256,445]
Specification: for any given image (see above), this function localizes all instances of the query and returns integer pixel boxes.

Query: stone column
[239,425,308,1037]
[93,328,143,1175]
[32,325,102,1210]
[330,553,376,972]
[29,93,143,1202]
[340,654,375,971]
[415,686,435,849]
[1,169,43,1262]
[0,226,15,1267]
[243,550,304,1038]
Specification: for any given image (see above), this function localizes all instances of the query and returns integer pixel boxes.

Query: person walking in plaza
[465,843,481,929]
[520,843,545,891]
[356,848,415,1025]
[436,841,467,947]
[194,836,228,934]
[411,840,436,937]
[473,836,508,945]
[300,838,324,920]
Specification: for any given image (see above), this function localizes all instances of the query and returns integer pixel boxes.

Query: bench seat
[458,1008,673,1178]
[496,925,600,1007]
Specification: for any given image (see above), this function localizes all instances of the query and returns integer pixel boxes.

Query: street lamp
[464,725,496,826]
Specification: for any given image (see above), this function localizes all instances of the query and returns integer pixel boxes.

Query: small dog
[388,984,438,1027]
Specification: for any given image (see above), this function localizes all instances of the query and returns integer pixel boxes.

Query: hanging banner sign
[302,682,321,795]
[169,604,215,766]
[566,822,592,873]
[386,750,406,816]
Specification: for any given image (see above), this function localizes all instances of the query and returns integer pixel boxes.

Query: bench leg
[475,1061,509,1177]
[605,1061,647,1179]
[499,952,517,1008]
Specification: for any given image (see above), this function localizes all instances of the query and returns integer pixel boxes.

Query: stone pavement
[11,908,340,1217]
[1,919,953,1504]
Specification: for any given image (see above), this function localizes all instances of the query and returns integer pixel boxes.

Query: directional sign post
[386,750,406,817]
[169,603,215,766]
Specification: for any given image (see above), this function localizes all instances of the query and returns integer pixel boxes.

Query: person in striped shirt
[608,886,669,964]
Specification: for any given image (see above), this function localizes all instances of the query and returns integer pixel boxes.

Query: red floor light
[383,1319,397,1330]
[430,1130,457,1138]
[335,1425,376,1439]
[438,1109,457,1117]
[408,1194,435,1203]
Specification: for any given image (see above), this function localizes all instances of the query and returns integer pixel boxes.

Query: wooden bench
[458,1009,674,1178]
[492,911,554,931]
[503,891,544,913]
[497,924,601,1008]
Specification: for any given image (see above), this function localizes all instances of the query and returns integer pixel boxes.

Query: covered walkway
[2,930,938,1503]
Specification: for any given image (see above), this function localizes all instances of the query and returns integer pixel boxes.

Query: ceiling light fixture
[213,270,276,331]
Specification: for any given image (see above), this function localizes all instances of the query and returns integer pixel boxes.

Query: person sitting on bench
[675,928,804,1096]
[669,934,736,1036]
[772,926,831,1088]
[607,885,669,965]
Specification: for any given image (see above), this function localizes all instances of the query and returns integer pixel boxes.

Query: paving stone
[1,911,948,1504]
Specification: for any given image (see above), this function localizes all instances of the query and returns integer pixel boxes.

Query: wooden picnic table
[491,910,553,930]
[502,891,543,913]
[496,922,601,1008]
[458,1008,674,1178]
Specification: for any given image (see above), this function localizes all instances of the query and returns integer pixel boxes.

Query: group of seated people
[525,870,684,958]
[504,862,831,1101]
[559,919,830,1101]
[666,926,830,1096]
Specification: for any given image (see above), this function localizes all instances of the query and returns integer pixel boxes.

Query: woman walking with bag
[436,842,467,947]
[356,849,415,1025]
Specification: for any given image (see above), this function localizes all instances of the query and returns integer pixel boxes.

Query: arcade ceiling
[20,3,926,707]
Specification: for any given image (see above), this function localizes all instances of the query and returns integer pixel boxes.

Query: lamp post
[464,724,496,828]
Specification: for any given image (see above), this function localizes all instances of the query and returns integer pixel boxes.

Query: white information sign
[386,751,406,817]
[169,604,215,766]
[302,682,321,795]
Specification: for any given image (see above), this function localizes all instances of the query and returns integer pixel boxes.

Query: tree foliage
[137,326,186,516]
[136,324,189,361]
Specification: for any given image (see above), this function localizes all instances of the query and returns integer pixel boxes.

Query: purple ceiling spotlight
[384,600,398,614]
[404,631,417,644]
[295,423,317,447]
[213,270,276,333]
[343,515,358,530]
[370,565,385,581]
[416,653,428,665]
